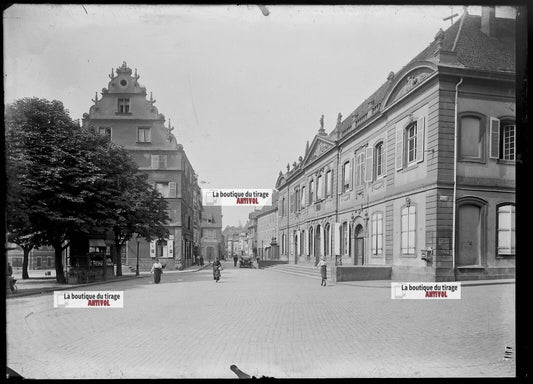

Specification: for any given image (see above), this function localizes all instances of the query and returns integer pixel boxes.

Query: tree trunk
[115,242,122,277]
[53,244,66,284]
[22,246,31,279]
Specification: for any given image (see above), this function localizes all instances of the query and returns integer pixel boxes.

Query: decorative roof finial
[109,68,115,79]
[318,114,325,135]
[387,71,395,81]
[336,112,342,127]
[91,91,99,104]
[305,140,310,154]
[286,163,290,172]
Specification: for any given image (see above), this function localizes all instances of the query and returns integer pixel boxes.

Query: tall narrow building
[82,61,198,270]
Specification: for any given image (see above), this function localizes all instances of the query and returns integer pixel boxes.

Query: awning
[89,239,107,247]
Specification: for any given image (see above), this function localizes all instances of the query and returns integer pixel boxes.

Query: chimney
[481,6,496,37]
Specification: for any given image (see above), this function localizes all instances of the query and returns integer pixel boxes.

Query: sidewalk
[7,263,212,298]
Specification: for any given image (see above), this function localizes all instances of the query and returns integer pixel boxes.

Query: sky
[3,4,516,228]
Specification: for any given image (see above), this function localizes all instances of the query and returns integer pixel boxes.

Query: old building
[255,191,279,260]
[200,205,223,262]
[82,62,200,270]
[275,7,516,281]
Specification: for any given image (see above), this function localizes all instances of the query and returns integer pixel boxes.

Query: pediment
[275,174,287,189]
[384,63,437,107]
[303,136,335,166]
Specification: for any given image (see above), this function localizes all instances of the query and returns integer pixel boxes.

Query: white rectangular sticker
[391,282,461,300]
[54,291,124,308]
[202,188,272,206]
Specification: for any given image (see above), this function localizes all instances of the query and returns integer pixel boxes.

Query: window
[406,123,417,164]
[343,161,351,192]
[317,174,323,200]
[294,188,300,211]
[396,117,425,170]
[497,205,515,256]
[156,240,167,258]
[138,127,151,143]
[281,197,285,217]
[375,142,384,179]
[300,186,306,208]
[151,155,167,169]
[501,124,515,160]
[326,171,332,197]
[36,257,42,267]
[155,182,176,198]
[98,127,112,138]
[309,180,314,204]
[371,212,383,255]
[401,205,416,255]
[281,233,285,255]
[460,115,484,161]
[355,152,365,187]
[324,224,330,256]
[341,222,350,256]
[117,98,130,113]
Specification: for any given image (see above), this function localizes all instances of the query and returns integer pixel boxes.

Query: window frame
[406,122,418,165]
[117,98,131,114]
[138,127,151,143]
[496,203,515,257]
[374,141,384,179]
[371,212,384,256]
[500,120,516,162]
[458,113,486,163]
[342,161,351,192]
[400,204,416,257]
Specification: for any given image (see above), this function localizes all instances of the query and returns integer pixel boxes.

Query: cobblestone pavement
[6,260,515,379]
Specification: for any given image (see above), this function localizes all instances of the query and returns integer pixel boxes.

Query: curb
[7,264,212,299]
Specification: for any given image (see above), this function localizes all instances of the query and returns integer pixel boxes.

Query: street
[6,260,515,379]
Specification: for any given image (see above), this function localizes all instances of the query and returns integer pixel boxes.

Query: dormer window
[118,98,130,114]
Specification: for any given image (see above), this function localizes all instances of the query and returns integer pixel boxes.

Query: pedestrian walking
[233,255,238,267]
[150,258,163,284]
[316,256,327,286]
[213,257,222,282]
[199,255,204,266]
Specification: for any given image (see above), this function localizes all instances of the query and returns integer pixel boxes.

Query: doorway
[354,224,364,265]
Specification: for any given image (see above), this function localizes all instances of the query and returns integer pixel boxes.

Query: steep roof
[280,9,516,182]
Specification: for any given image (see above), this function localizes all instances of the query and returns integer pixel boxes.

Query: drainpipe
[452,77,463,275]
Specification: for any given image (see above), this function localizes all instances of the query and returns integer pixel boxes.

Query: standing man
[233,254,238,267]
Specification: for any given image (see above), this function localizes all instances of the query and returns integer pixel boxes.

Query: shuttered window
[497,204,515,255]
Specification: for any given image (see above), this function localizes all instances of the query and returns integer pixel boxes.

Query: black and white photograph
[4,3,523,379]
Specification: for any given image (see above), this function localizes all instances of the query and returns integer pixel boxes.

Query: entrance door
[457,204,481,266]
[207,246,214,262]
[354,224,364,265]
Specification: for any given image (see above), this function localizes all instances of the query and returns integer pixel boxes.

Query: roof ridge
[452,9,468,52]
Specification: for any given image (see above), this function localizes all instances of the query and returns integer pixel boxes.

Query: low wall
[333,265,392,282]
[258,260,289,269]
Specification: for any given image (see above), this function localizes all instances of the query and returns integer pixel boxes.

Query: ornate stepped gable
[83,61,177,145]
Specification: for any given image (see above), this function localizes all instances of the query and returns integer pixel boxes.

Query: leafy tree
[5,98,113,283]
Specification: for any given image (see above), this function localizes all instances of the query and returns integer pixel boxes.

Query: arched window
[326,170,332,197]
[309,227,314,256]
[317,174,323,200]
[497,204,515,256]
[401,205,416,255]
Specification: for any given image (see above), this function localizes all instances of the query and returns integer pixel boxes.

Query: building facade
[255,192,279,260]
[82,62,200,270]
[200,206,223,262]
[275,7,516,281]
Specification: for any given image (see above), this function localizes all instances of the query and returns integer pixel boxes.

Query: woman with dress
[316,256,327,287]
[151,258,163,284]
[212,257,222,282]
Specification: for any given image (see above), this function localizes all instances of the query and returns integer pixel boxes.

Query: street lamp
[136,237,140,276]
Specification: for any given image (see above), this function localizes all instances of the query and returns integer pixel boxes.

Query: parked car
[239,256,253,268]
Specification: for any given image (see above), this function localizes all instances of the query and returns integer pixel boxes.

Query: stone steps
[265,264,332,280]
